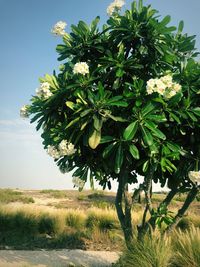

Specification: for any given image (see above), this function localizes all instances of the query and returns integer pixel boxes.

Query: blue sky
[0,0,200,190]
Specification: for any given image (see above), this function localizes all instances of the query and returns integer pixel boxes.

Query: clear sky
[0,0,200,190]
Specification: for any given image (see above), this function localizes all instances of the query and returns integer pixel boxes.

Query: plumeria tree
[21,0,200,245]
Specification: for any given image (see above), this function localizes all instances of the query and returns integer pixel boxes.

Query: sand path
[0,250,120,267]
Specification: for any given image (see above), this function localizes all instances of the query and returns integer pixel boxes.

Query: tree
[21,0,200,246]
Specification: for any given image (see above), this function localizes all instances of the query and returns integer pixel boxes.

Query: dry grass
[171,226,200,267]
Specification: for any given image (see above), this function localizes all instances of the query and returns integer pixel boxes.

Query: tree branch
[166,186,199,232]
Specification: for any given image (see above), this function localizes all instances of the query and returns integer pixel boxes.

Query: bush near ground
[115,227,200,267]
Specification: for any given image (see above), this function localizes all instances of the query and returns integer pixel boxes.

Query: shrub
[86,208,118,232]
[38,213,63,235]
[172,226,200,267]
[116,233,172,267]
[65,210,86,229]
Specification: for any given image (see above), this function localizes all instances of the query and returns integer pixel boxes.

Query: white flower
[72,176,85,189]
[36,82,52,99]
[47,145,60,159]
[154,79,166,95]
[146,75,181,99]
[188,171,200,184]
[107,0,125,16]
[51,21,67,36]
[146,79,156,95]
[160,75,173,88]
[73,62,89,75]
[172,83,182,92]
[58,140,77,156]
[20,105,29,118]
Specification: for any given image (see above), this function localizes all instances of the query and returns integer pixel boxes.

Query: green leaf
[103,142,117,158]
[66,101,75,110]
[107,101,128,107]
[98,82,104,99]
[116,68,125,78]
[115,144,124,174]
[160,15,171,27]
[192,107,200,117]
[93,115,103,131]
[80,109,92,117]
[107,114,127,122]
[169,112,181,124]
[144,121,166,140]
[146,114,167,122]
[123,121,138,140]
[186,111,197,122]
[178,20,184,34]
[138,0,143,12]
[129,144,140,159]
[100,136,115,144]
[168,92,183,106]
[141,126,153,146]
[91,16,100,33]
[142,160,149,172]
[141,102,156,117]
[88,129,101,149]
[66,117,80,129]
[166,142,180,153]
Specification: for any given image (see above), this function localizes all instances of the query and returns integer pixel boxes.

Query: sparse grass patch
[40,189,68,198]
[0,189,34,204]
[88,191,105,200]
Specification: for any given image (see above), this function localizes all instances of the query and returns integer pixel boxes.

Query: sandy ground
[0,250,120,267]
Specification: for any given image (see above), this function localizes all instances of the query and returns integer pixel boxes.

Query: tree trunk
[137,168,154,240]
[115,171,133,247]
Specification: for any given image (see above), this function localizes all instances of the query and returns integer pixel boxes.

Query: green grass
[0,189,34,204]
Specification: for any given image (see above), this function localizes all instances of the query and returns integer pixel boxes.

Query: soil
[0,249,120,267]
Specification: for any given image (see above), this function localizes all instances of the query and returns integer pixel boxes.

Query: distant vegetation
[0,189,34,204]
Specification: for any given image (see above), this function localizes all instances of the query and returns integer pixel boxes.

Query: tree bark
[137,168,154,239]
[115,171,133,247]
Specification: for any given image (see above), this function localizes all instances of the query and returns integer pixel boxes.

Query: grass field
[0,188,199,255]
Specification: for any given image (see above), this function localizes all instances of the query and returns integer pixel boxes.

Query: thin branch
[166,186,199,232]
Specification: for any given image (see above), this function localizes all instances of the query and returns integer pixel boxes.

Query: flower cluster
[51,21,67,36]
[72,176,85,189]
[107,0,125,16]
[36,82,52,99]
[20,105,29,118]
[47,140,77,160]
[188,171,200,184]
[58,140,77,156]
[146,75,181,99]
[73,62,89,75]
[47,145,60,159]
